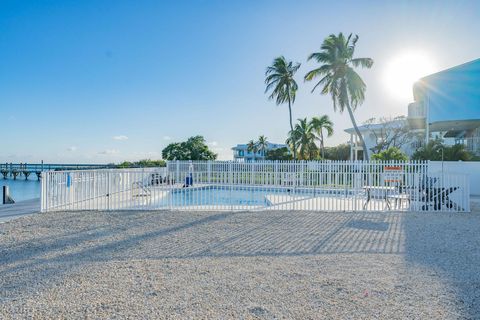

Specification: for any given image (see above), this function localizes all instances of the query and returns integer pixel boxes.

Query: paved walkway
[0,198,40,223]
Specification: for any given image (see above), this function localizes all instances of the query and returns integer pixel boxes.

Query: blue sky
[1,0,479,162]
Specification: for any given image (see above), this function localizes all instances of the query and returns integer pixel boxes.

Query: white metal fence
[41,161,470,213]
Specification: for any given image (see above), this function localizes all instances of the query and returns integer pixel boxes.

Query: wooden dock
[0,163,114,180]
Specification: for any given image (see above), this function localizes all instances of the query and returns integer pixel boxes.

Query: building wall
[429,161,480,196]
[414,59,480,124]
[349,126,421,159]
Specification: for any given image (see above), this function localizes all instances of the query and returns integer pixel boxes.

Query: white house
[345,118,421,160]
[232,142,288,162]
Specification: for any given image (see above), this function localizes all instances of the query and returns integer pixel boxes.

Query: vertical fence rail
[40,161,470,213]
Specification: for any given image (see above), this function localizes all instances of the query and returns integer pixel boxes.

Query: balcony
[407,102,426,130]
[408,102,426,118]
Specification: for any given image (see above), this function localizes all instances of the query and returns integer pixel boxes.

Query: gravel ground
[1,208,479,319]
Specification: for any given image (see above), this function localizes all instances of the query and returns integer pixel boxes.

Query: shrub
[324,144,351,160]
[265,147,293,160]
[371,147,408,161]
[412,139,474,161]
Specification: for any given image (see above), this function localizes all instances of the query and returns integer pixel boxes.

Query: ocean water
[1,177,41,203]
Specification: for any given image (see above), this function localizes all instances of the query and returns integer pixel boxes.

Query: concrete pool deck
[1,207,480,318]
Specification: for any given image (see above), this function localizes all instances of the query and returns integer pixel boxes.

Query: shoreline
[0,198,40,223]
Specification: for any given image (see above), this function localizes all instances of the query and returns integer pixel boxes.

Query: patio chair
[150,173,162,185]
[419,177,459,211]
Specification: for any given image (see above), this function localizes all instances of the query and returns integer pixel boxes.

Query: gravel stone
[0,208,479,319]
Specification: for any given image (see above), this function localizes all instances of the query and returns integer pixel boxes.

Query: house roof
[412,58,480,123]
[429,119,480,132]
[344,118,407,135]
[420,58,480,82]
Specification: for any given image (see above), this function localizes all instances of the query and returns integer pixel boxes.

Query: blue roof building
[408,58,480,154]
[232,142,288,162]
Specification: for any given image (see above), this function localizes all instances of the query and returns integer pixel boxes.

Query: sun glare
[384,51,437,101]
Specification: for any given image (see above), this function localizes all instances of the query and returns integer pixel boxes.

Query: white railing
[41,161,470,213]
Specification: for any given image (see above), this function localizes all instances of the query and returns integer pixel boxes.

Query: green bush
[323,144,351,160]
[265,147,293,160]
[371,147,408,161]
[412,139,474,161]
[161,136,217,160]
[117,159,166,168]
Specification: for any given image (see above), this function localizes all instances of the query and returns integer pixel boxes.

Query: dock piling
[2,186,15,204]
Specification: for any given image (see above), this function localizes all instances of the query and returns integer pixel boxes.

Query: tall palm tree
[265,56,301,160]
[304,33,373,160]
[286,118,318,160]
[247,140,258,161]
[309,115,334,159]
[256,135,269,158]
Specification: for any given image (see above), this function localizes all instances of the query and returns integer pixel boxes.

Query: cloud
[163,136,172,141]
[113,135,128,141]
[208,141,218,147]
[98,149,119,155]
[67,146,77,152]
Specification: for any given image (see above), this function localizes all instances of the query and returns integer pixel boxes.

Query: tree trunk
[288,99,297,160]
[320,130,325,159]
[346,102,369,161]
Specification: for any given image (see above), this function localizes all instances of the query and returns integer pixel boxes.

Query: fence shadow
[0,209,408,301]
[2,208,478,316]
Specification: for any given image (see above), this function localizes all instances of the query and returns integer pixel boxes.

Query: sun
[384,51,437,101]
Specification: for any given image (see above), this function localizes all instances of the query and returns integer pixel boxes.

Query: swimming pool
[163,185,354,207]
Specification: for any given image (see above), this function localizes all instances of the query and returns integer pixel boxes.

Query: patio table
[362,186,396,210]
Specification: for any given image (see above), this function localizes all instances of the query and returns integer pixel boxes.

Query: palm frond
[351,57,373,68]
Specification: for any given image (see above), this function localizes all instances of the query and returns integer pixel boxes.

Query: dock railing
[41,160,470,213]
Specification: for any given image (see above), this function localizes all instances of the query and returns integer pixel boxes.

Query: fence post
[40,173,45,212]
[328,161,332,187]
[107,171,111,211]
[274,161,278,186]
[207,160,212,184]
[176,160,180,184]
[251,162,254,185]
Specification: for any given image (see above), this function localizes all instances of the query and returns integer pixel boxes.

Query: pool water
[165,185,348,206]
[169,186,270,206]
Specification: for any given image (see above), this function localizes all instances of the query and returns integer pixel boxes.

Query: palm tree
[265,56,301,160]
[304,33,373,160]
[286,118,318,160]
[309,115,334,159]
[256,135,269,158]
[247,140,258,161]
